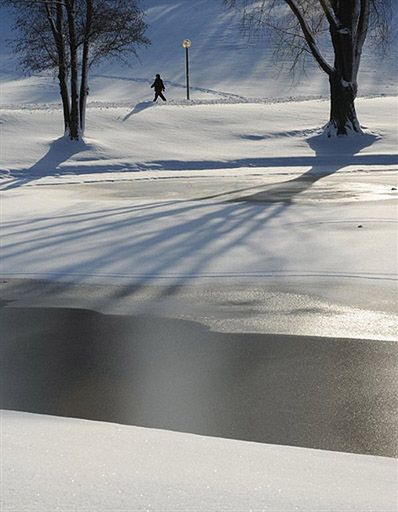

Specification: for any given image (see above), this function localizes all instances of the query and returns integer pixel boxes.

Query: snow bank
[2,410,396,511]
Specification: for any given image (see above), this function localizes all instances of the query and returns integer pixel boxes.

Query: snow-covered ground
[2,410,396,512]
[1,1,398,510]
[1,96,397,177]
[1,99,397,340]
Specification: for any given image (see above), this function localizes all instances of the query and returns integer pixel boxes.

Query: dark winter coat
[151,77,165,93]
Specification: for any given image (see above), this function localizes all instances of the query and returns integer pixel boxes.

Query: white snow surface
[1,96,397,176]
[1,97,397,339]
[2,410,397,512]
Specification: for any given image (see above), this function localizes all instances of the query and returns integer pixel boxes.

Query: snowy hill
[1,0,397,106]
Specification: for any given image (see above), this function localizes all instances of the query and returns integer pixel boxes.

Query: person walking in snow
[151,74,167,102]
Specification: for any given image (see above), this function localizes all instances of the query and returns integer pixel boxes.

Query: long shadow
[110,133,381,295]
[126,128,394,174]
[2,135,146,191]
[122,100,154,121]
[2,130,387,291]
[143,152,395,171]
[4,121,394,192]
[93,74,247,101]
[5,150,392,192]
[1,128,389,300]
[194,130,384,203]
[1,198,285,308]
[1,196,284,300]
[3,136,92,190]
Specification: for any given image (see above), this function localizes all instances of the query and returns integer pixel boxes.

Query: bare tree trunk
[79,0,93,135]
[284,0,371,136]
[327,73,360,135]
[65,0,80,140]
[324,0,368,135]
[55,2,70,134]
[44,0,70,134]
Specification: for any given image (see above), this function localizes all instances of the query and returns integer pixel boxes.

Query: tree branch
[43,0,60,40]
[318,0,342,31]
[357,0,371,50]
[284,0,334,75]
[353,0,371,75]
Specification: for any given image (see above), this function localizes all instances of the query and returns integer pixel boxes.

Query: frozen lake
[2,305,397,457]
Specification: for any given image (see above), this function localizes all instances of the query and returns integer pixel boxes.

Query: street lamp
[182,39,191,100]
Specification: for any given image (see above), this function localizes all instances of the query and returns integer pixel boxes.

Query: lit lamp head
[182,39,192,49]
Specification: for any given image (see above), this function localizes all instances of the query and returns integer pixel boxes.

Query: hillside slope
[1,0,397,106]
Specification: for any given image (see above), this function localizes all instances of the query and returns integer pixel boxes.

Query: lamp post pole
[182,39,191,100]
[185,46,190,100]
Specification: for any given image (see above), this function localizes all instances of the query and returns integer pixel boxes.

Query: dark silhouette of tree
[225,0,393,135]
[3,0,150,140]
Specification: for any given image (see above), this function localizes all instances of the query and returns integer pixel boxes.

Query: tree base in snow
[323,120,365,138]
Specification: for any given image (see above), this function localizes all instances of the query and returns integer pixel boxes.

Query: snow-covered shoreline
[2,410,396,512]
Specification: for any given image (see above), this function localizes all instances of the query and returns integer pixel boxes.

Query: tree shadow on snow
[238,130,383,202]
[3,122,392,200]
[2,136,92,190]
[93,74,247,102]
[193,130,386,203]
[1,198,289,306]
[0,127,391,303]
